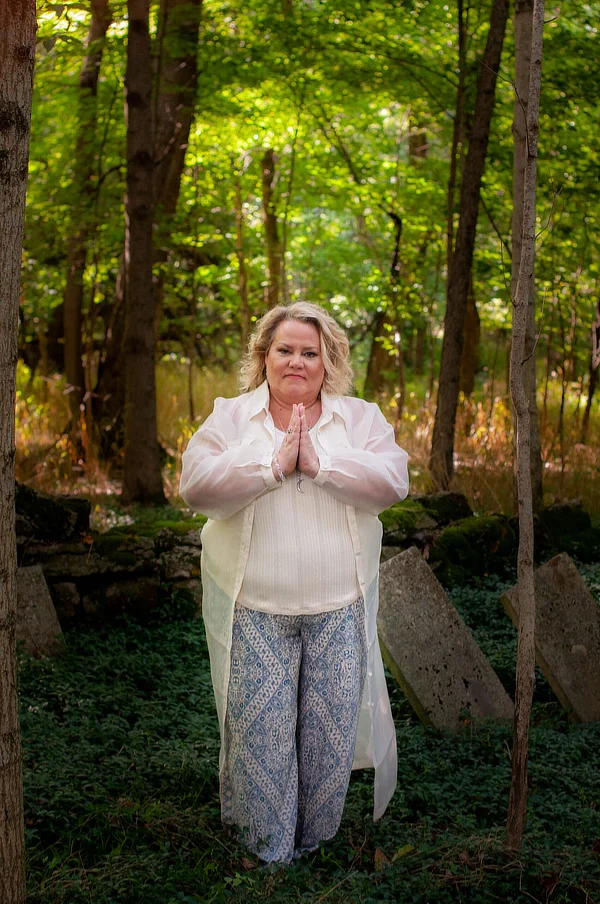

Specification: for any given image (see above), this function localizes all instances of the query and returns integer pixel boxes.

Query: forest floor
[20,552,600,904]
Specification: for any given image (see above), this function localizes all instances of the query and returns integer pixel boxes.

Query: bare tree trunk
[94,0,200,460]
[234,172,251,348]
[152,0,202,322]
[122,0,167,505]
[581,298,600,443]
[364,310,390,399]
[261,148,283,307]
[459,276,481,398]
[364,212,403,399]
[511,0,543,513]
[63,0,113,431]
[430,0,509,488]
[0,3,36,900]
[446,0,467,282]
[505,0,544,854]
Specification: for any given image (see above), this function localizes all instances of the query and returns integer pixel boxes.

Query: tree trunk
[364,310,390,399]
[446,0,467,282]
[580,297,600,444]
[459,276,480,397]
[93,255,127,457]
[152,0,202,322]
[430,0,509,488]
[364,212,403,399]
[122,0,167,505]
[63,0,113,431]
[94,0,201,459]
[235,173,251,348]
[505,0,544,855]
[511,0,543,513]
[0,3,36,900]
[261,148,283,307]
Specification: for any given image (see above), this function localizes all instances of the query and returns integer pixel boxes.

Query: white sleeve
[313,402,409,515]
[179,400,279,521]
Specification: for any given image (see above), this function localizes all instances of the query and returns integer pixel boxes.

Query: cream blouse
[237,426,361,614]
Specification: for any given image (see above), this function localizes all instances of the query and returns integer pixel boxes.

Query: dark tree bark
[94,0,201,461]
[122,0,167,504]
[234,172,251,348]
[430,0,509,488]
[261,148,283,307]
[580,297,600,444]
[0,2,36,900]
[459,276,481,397]
[363,212,403,400]
[152,0,202,317]
[63,0,113,431]
[511,0,543,513]
[446,0,467,283]
[505,0,544,855]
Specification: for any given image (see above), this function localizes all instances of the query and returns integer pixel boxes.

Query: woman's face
[265,319,325,404]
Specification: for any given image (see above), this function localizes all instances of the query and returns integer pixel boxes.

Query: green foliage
[20,566,600,903]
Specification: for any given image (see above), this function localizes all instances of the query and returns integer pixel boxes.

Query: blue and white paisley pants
[221,597,367,863]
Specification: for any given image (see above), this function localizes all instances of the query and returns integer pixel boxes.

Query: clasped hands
[273,403,320,481]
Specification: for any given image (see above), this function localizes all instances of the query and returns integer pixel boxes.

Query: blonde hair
[239,302,354,397]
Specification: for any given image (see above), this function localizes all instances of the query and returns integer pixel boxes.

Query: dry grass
[14,361,600,519]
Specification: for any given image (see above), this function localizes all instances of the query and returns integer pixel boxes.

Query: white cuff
[313,453,330,486]
[261,461,281,489]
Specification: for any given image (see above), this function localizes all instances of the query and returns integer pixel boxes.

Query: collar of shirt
[247,379,344,435]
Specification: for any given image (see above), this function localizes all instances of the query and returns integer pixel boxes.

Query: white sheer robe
[180,380,409,819]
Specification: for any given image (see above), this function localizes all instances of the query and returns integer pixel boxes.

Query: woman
[180,302,409,864]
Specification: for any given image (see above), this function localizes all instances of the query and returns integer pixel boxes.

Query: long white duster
[180,380,409,820]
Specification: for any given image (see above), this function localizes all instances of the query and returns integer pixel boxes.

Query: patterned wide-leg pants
[221,597,367,863]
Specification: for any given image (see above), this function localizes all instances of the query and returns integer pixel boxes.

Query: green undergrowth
[20,566,600,903]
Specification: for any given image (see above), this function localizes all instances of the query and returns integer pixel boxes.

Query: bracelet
[272,454,286,483]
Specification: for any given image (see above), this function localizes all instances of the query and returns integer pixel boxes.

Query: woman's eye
[304,352,316,358]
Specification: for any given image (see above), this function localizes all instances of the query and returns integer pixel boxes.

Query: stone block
[378,547,513,729]
[501,553,600,722]
[17,565,65,657]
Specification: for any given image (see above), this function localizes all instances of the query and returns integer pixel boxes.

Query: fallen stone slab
[501,553,600,722]
[17,564,65,657]
[378,546,513,729]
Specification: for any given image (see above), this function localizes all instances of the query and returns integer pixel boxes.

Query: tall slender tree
[511,0,543,512]
[0,1,37,900]
[122,0,167,504]
[261,148,283,307]
[93,0,201,458]
[505,0,545,854]
[63,0,113,432]
[429,0,510,488]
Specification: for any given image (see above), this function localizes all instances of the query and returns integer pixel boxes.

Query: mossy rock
[102,518,205,540]
[410,492,473,525]
[429,515,517,583]
[380,493,472,544]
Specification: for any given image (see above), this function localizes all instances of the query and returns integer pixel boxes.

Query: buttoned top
[179,380,409,820]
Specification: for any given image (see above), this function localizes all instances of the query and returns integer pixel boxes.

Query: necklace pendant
[296,471,304,493]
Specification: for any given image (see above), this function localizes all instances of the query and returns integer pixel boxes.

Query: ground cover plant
[19,548,600,904]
